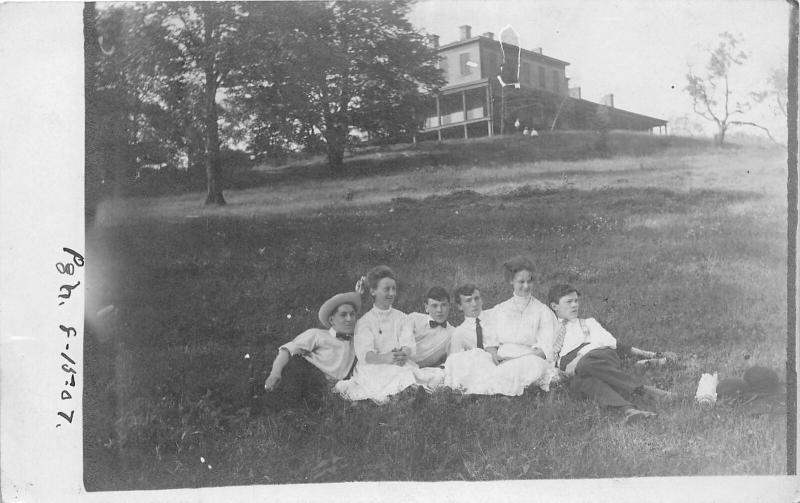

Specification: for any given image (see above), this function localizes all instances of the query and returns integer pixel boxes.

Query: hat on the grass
[743,366,780,394]
[318,292,362,328]
[716,377,751,400]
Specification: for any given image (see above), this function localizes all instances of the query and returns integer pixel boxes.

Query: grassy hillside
[125,130,717,197]
[84,134,788,489]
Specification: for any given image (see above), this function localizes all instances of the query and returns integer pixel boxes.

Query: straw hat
[318,292,362,328]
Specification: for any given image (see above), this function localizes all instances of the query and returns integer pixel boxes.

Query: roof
[438,36,570,67]
[569,96,667,126]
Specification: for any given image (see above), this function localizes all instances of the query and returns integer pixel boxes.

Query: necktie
[429,320,448,329]
[552,319,568,360]
[475,318,483,349]
[335,332,353,341]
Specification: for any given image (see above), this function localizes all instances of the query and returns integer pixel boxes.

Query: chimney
[459,25,472,40]
[569,87,581,99]
[481,31,494,40]
[532,47,543,54]
[601,93,615,108]
[429,34,440,49]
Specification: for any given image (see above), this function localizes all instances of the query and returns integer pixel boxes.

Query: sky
[409,0,792,139]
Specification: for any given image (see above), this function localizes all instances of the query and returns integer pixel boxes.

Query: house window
[460,52,472,76]
[538,66,546,89]
[552,70,560,93]
[520,62,531,86]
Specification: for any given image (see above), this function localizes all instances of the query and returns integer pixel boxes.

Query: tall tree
[154,2,260,205]
[92,4,169,196]
[684,32,775,145]
[235,0,444,171]
[92,3,209,197]
[98,2,264,205]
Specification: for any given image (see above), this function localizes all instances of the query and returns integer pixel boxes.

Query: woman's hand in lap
[391,348,409,366]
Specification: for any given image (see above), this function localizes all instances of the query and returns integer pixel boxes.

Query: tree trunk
[715,124,727,146]
[324,125,346,172]
[203,98,225,205]
[202,17,226,206]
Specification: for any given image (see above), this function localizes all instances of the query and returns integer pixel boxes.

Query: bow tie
[429,320,448,329]
[335,332,353,341]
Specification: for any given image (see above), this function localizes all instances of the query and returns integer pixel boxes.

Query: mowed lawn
[84,135,788,490]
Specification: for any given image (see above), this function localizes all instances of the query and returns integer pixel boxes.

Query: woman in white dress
[480,257,560,391]
[442,282,555,396]
[485,256,561,363]
[334,266,443,403]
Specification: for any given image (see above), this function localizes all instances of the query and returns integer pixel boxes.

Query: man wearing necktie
[449,284,489,354]
[263,292,361,411]
[442,283,553,396]
[406,286,455,368]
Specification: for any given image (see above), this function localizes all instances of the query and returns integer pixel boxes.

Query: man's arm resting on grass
[265,347,291,390]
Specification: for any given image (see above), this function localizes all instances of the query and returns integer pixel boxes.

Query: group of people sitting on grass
[264,257,678,424]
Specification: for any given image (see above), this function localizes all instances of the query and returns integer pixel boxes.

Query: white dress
[334,306,444,403]
[442,311,555,396]
[488,295,561,361]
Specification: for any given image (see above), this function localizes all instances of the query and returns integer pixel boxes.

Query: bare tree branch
[683,32,761,145]
[729,120,781,144]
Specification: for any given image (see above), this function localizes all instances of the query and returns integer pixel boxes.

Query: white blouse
[486,295,560,361]
[406,312,453,367]
[559,317,618,358]
[449,313,494,353]
[353,306,416,362]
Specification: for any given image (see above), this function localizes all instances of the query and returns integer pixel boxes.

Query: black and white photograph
[1,0,797,501]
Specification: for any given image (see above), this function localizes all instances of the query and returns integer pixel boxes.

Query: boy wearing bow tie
[406,286,455,368]
[263,292,360,410]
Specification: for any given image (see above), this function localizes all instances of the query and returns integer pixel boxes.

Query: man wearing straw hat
[263,292,361,410]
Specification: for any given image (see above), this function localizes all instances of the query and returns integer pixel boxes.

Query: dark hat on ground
[743,366,780,394]
[716,377,751,399]
[318,292,362,328]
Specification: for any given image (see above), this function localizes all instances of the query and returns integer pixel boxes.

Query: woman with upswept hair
[484,256,561,364]
[334,265,443,403]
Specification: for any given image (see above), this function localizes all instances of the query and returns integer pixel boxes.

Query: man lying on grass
[406,286,454,368]
[547,284,678,424]
[263,292,361,411]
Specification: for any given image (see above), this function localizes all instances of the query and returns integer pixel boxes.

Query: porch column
[486,84,494,136]
[462,90,468,139]
[436,96,442,142]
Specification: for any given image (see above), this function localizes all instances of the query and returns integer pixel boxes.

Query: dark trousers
[570,348,642,409]
[263,355,329,411]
